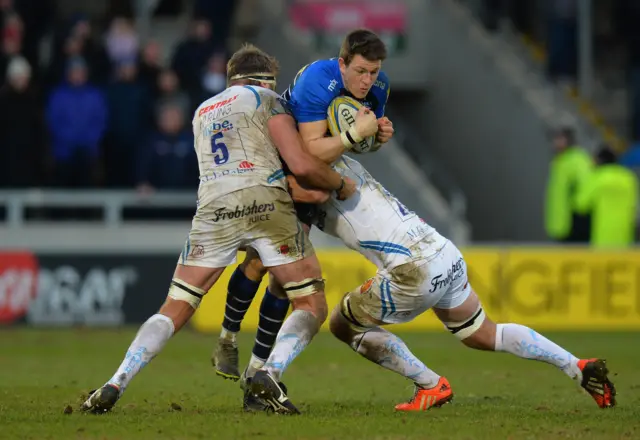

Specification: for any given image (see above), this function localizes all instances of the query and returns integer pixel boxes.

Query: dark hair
[226,43,279,83]
[339,29,387,65]
[596,145,617,164]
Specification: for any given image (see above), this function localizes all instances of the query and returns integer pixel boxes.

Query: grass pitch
[0,329,638,439]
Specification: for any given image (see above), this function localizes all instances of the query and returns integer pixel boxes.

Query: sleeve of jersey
[290,70,334,123]
[269,97,292,118]
[374,72,391,118]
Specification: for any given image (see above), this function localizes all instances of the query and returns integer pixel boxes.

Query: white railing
[0,189,197,229]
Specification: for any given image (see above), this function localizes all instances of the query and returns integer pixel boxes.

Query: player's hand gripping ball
[327,96,381,154]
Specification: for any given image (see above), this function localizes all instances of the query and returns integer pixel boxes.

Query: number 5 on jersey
[211,132,229,165]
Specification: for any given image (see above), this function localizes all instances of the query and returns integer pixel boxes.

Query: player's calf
[247,254,327,413]
[213,250,267,381]
[83,265,223,413]
[329,296,451,411]
[244,283,290,380]
[434,289,616,408]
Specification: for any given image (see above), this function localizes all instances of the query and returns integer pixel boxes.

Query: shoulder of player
[194,86,269,117]
[297,59,340,91]
[292,59,341,108]
[374,70,390,93]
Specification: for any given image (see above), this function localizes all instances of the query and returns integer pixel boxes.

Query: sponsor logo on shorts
[428,257,464,293]
[276,242,300,258]
[189,245,205,259]
[238,161,254,169]
[212,200,275,223]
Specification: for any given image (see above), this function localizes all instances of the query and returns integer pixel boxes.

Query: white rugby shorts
[179,186,313,268]
[344,240,471,326]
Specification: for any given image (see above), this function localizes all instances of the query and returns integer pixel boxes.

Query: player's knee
[290,291,328,324]
[442,304,495,351]
[329,304,354,343]
[282,277,324,298]
[461,317,497,351]
[330,293,374,340]
[167,278,206,310]
[309,294,328,324]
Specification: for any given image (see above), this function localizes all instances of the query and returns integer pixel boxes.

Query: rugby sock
[107,314,175,393]
[245,354,266,379]
[495,323,581,379]
[221,267,261,338]
[252,288,290,361]
[264,310,320,381]
[351,328,440,388]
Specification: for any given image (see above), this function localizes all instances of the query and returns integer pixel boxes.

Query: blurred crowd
[546,127,639,248]
[0,0,239,193]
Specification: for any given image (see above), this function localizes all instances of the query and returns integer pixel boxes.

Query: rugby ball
[327,96,379,154]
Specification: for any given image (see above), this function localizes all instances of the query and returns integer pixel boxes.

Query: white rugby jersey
[317,156,448,270]
[193,85,288,203]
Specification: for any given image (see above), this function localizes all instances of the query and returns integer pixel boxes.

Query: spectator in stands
[200,52,226,101]
[105,59,152,187]
[104,17,139,68]
[618,137,640,169]
[0,17,22,84]
[576,146,639,247]
[154,69,190,127]
[545,127,593,243]
[3,11,23,42]
[49,14,110,87]
[138,40,162,93]
[0,56,45,187]
[9,0,54,74]
[136,104,196,194]
[193,0,237,47]
[46,57,107,187]
[171,19,216,100]
[46,34,83,89]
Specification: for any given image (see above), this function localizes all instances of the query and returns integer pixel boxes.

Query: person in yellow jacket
[545,127,593,242]
[575,146,639,247]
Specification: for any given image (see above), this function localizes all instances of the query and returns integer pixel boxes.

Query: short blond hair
[227,43,280,83]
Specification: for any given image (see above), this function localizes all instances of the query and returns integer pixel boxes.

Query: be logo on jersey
[204,120,234,137]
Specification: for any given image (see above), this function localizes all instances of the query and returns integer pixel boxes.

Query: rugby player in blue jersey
[212,30,393,411]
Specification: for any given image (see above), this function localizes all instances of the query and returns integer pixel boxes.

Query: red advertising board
[289,0,408,54]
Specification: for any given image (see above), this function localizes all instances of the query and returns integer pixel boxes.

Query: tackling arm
[268,114,343,192]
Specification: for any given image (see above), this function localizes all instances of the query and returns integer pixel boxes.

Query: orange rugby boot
[395,376,453,411]
[577,358,616,408]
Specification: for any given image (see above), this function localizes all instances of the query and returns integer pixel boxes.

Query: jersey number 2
[211,132,229,165]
